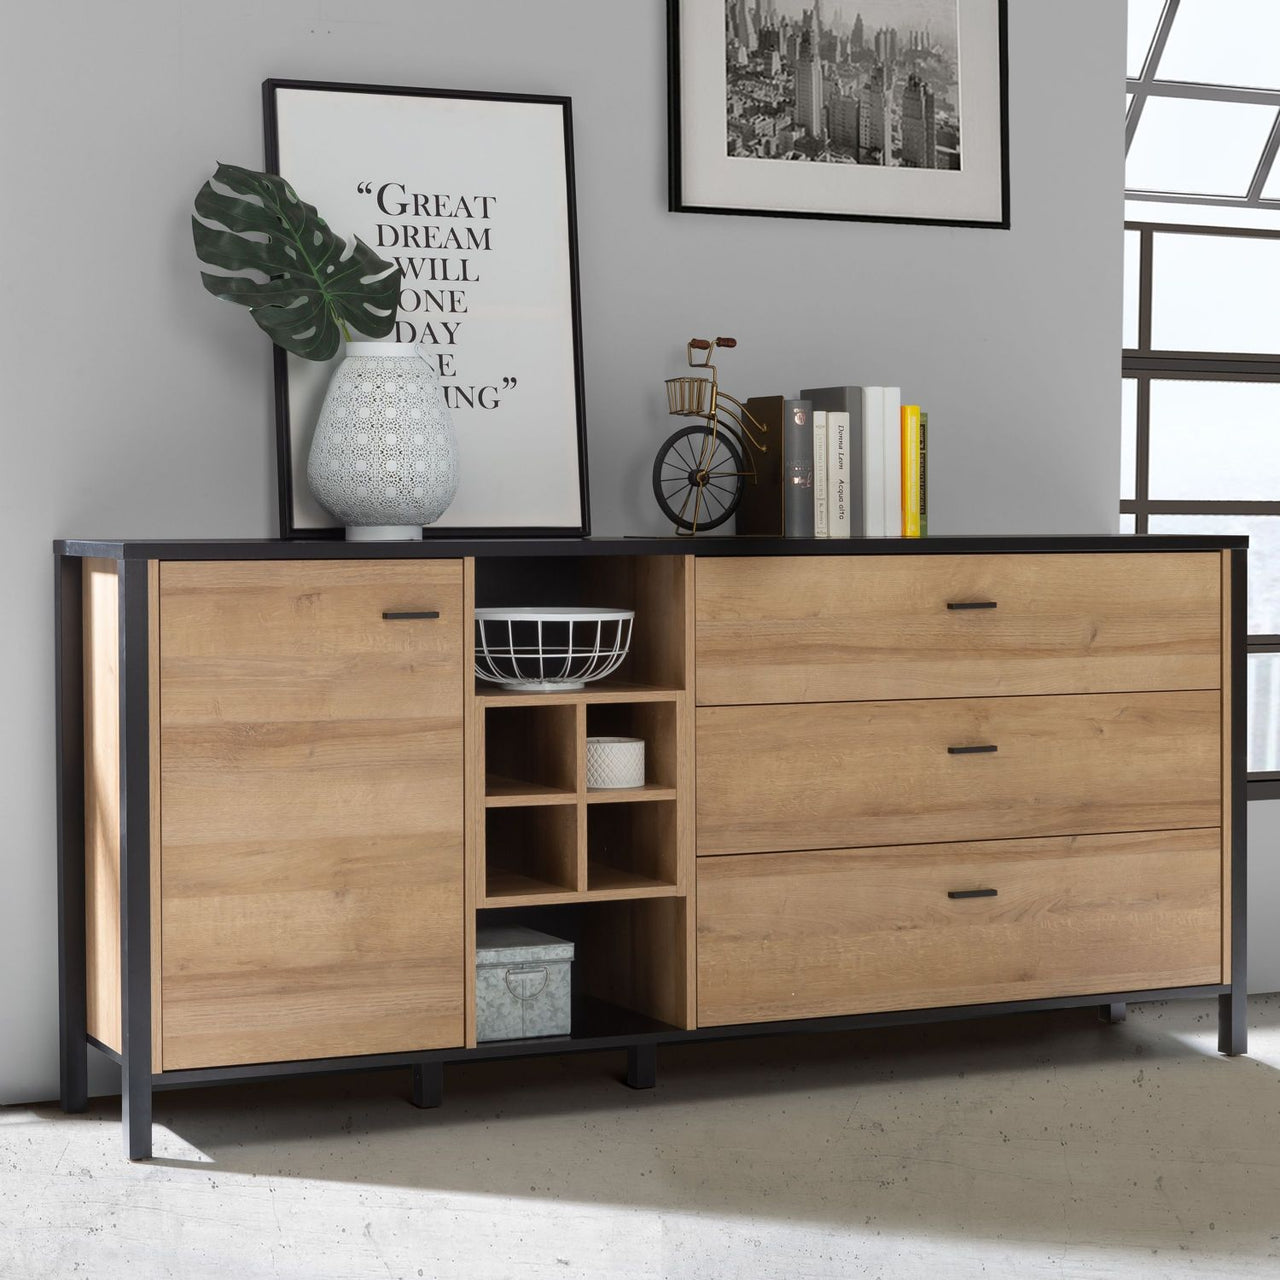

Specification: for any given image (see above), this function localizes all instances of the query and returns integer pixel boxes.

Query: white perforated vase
[307,342,459,541]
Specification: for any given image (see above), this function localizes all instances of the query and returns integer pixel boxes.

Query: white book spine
[813,411,829,537]
[828,410,851,538]
[882,386,902,537]
[862,387,885,537]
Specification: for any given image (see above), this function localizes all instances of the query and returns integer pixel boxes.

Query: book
[813,410,829,537]
[783,399,815,538]
[827,411,852,538]
[736,395,786,537]
[800,386,865,535]
[901,404,922,538]
[882,386,901,535]
[921,412,929,536]
[861,387,886,536]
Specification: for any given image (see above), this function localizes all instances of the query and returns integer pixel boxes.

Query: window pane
[1148,514,1280,633]
[1151,233,1280,352]
[1248,654,1280,773]
[1120,379,1138,501]
[1157,0,1280,91]
[1127,0,1166,78]
[1118,513,1136,534]
[1126,97,1277,197]
[1148,380,1280,500]
[1123,229,1141,349]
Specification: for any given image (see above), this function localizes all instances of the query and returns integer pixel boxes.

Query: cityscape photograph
[725,0,962,170]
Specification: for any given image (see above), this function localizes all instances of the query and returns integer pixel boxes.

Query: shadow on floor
[38,997,1280,1257]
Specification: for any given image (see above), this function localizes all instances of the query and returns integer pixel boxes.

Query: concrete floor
[3,996,1280,1280]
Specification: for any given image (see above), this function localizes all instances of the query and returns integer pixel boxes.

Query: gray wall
[7,0,1257,1107]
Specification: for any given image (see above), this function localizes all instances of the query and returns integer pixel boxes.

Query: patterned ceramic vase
[307,342,459,540]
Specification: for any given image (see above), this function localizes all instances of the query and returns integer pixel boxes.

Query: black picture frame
[668,0,1010,230]
[263,78,591,539]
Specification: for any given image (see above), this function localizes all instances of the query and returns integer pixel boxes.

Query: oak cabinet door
[158,561,465,1070]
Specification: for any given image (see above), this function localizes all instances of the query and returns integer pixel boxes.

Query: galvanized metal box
[475,925,574,1042]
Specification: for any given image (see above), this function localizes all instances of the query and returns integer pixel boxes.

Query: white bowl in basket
[475,607,634,692]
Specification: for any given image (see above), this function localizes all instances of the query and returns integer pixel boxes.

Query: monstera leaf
[192,162,400,361]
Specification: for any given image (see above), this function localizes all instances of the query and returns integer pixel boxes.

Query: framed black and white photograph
[669,0,1009,228]
[265,79,590,538]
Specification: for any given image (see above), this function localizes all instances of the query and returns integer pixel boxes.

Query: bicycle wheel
[652,424,745,532]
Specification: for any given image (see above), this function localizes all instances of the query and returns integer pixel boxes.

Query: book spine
[901,404,921,538]
[882,387,902,536]
[784,399,815,538]
[813,411,829,537]
[919,410,928,537]
[861,388,885,537]
[828,411,851,538]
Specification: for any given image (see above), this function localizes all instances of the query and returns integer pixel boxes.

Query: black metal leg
[119,561,153,1160]
[625,1043,656,1090]
[1218,990,1247,1056]
[411,1061,443,1109]
[1098,1002,1127,1024]
[55,555,88,1114]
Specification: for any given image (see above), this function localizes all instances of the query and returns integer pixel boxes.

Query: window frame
[1123,219,1280,796]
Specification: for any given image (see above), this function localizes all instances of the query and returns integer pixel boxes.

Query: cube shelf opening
[484,805,578,900]
[484,703,578,804]
[587,800,678,893]
[585,701,678,795]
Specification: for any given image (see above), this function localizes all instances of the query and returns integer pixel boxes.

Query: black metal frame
[667,0,1010,229]
[54,537,1249,1161]
[262,78,592,541]
[1122,221,1280,794]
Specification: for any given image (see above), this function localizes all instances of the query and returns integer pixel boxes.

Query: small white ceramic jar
[585,737,645,790]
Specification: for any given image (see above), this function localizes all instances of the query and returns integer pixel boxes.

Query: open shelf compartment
[473,554,690,700]
[484,702,579,805]
[483,805,579,901]
[585,700,678,800]
[476,900,693,1033]
[587,799,679,894]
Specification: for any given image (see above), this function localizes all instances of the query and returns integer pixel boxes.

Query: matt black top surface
[54,533,1247,560]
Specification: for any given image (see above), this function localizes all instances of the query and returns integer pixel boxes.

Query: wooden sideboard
[54,535,1247,1160]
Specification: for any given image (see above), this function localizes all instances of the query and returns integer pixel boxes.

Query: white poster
[269,82,589,534]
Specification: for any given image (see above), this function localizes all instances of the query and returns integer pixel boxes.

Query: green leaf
[192,162,401,361]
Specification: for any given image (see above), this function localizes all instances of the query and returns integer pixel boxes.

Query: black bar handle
[947,744,998,755]
[382,610,440,620]
[946,601,998,610]
[948,888,998,900]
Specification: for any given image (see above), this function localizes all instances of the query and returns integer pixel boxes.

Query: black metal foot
[123,1067,152,1161]
[411,1061,443,1109]
[625,1043,656,1090]
[1098,1002,1127,1025]
[1218,991,1248,1056]
[60,1040,89,1114]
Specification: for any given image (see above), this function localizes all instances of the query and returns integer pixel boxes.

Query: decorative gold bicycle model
[652,337,768,534]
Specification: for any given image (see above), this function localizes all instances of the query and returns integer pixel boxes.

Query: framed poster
[669,0,1009,228]
[264,79,590,538]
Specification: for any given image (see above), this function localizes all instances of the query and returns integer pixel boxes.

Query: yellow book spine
[901,404,921,537]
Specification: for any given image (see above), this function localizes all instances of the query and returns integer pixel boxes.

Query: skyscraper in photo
[859,61,892,162]
[901,73,937,168]
[852,12,864,49]
[794,15,825,140]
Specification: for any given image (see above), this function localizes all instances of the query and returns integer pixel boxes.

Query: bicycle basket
[665,376,712,417]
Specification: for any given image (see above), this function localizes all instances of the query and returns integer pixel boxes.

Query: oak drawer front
[159,560,466,1070]
[694,553,1221,705]
[696,830,1223,1027]
[696,690,1220,856]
